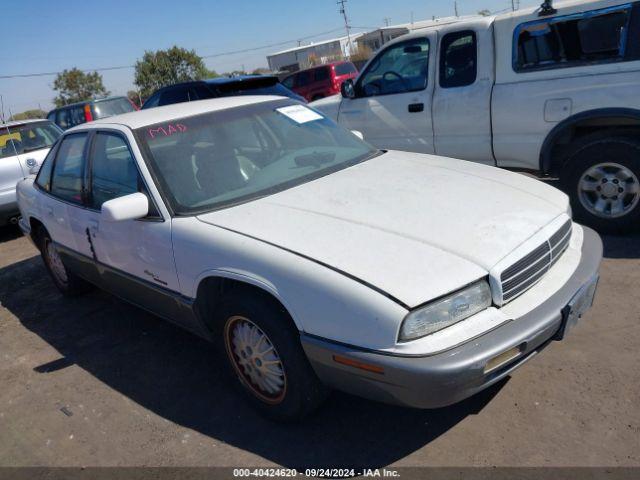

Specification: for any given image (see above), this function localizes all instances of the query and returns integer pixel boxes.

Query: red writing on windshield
[147,123,187,139]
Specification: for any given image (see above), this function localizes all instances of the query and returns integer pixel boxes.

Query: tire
[560,135,640,234]
[213,289,328,422]
[37,228,92,296]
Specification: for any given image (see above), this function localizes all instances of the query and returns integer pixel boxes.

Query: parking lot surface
[0,224,638,468]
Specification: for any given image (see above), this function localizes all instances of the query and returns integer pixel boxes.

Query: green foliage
[134,46,209,98]
[127,90,143,108]
[10,109,47,121]
[478,9,492,16]
[53,68,109,107]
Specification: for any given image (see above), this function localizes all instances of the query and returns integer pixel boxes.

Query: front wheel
[561,136,640,234]
[214,290,328,422]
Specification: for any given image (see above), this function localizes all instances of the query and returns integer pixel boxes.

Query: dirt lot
[0,223,638,468]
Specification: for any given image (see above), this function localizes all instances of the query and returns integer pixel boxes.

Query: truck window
[514,4,635,72]
[358,37,430,97]
[440,30,477,88]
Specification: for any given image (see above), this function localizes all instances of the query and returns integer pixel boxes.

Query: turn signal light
[333,355,384,374]
[484,345,523,374]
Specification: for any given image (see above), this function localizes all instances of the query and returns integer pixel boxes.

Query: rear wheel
[560,135,640,234]
[214,289,328,422]
[38,229,92,296]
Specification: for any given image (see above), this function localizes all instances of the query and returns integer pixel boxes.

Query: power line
[0,27,349,80]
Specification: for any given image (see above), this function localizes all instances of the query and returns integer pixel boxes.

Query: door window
[89,132,140,209]
[314,67,330,81]
[440,31,477,88]
[55,109,71,130]
[159,87,190,106]
[296,71,311,87]
[358,38,430,96]
[50,133,88,204]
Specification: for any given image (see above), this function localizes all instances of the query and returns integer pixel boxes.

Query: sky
[2,0,539,116]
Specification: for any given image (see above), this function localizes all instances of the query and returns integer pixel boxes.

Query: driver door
[338,34,436,153]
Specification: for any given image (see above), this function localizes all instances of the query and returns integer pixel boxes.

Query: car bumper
[301,226,602,409]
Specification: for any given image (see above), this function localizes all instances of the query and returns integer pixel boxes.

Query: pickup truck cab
[16,96,601,421]
[313,0,640,233]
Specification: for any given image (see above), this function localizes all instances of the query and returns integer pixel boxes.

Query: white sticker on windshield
[276,105,324,124]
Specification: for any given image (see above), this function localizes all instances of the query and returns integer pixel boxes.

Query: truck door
[338,34,436,153]
[432,24,494,165]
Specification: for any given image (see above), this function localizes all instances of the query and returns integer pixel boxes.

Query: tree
[127,90,143,108]
[134,46,209,98]
[53,68,109,107]
[10,109,47,121]
[478,9,492,16]
[251,67,272,75]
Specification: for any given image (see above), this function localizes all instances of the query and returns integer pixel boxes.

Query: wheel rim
[578,162,640,219]
[224,316,287,405]
[45,240,68,286]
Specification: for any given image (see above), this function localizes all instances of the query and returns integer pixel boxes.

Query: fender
[192,268,304,331]
[539,108,640,174]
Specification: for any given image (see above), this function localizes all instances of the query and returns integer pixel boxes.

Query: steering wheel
[383,71,409,90]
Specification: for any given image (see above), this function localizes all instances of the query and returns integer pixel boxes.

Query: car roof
[203,75,278,85]
[1,118,52,128]
[48,96,128,111]
[70,95,288,130]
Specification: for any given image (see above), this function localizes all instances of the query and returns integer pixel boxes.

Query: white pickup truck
[313,0,640,233]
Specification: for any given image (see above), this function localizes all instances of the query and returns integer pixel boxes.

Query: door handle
[408,103,424,113]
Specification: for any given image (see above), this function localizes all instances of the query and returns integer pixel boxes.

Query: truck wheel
[38,228,92,296]
[561,136,640,234]
[214,289,328,422]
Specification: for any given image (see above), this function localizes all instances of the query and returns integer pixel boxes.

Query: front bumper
[301,226,603,409]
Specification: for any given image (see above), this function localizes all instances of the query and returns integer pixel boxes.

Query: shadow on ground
[0,225,22,244]
[0,255,507,468]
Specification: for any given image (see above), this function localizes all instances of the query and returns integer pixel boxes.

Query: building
[356,16,477,52]
[267,34,361,72]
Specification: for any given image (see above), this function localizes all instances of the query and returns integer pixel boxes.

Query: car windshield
[136,99,379,215]
[92,98,136,119]
[0,121,62,159]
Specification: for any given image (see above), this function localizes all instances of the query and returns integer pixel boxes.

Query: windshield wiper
[294,151,336,168]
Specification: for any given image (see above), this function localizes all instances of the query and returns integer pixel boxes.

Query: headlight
[399,280,492,342]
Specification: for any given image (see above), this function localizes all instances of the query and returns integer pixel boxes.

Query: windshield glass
[0,121,62,159]
[136,100,378,215]
[92,97,136,119]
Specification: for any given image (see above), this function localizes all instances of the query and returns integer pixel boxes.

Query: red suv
[282,62,358,102]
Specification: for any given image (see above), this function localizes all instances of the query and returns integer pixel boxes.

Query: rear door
[432,22,494,164]
[337,34,436,153]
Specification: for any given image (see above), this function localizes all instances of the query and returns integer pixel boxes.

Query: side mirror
[341,79,356,99]
[101,192,149,222]
[351,130,364,140]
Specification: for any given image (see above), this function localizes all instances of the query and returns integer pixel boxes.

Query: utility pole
[0,95,5,123]
[410,11,414,25]
[383,17,391,27]
[337,0,354,56]
[454,1,459,17]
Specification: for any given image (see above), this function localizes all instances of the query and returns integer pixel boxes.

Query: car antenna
[539,0,557,16]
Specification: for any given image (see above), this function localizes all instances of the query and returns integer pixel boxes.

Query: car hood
[197,151,569,308]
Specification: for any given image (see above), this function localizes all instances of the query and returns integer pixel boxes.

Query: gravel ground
[0,224,638,468]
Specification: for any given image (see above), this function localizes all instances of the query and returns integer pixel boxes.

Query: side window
[35,143,59,192]
[440,31,477,88]
[296,71,311,87]
[56,109,70,130]
[50,133,88,204]
[315,67,330,81]
[68,106,86,127]
[514,5,634,72]
[89,133,140,210]
[159,87,190,106]
[47,112,56,122]
[282,76,295,89]
[358,37,430,97]
[190,84,213,100]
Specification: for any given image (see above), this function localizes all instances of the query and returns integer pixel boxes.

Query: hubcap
[578,163,640,218]
[46,240,68,286]
[224,316,286,404]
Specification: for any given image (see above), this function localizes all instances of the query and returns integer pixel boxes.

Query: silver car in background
[0,119,62,226]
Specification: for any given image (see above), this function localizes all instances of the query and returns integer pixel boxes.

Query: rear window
[334,63,357,75]
[0,121,62,159]
[514,4,637,72]
[314,67,330,81]
[92,97,136,119]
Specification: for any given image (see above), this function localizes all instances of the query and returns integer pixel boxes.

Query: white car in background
[0,119,62,226]
[16,96,601,421]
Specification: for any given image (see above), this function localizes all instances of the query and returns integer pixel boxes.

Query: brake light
[84,104,93,122]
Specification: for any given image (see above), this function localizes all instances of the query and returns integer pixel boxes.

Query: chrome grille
[500,220,572,304]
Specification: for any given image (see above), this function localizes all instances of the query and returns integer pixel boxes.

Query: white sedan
[17,96,602,421]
